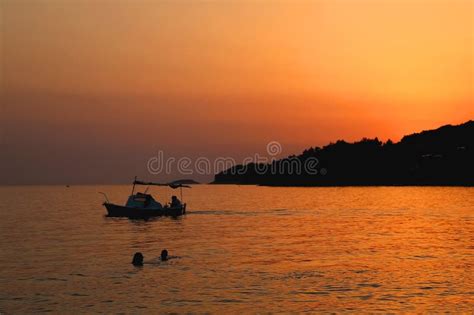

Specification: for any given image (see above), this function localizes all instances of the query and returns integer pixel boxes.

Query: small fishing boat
[100,178,191,218]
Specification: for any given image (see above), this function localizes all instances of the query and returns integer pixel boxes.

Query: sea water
[0,185,472,313]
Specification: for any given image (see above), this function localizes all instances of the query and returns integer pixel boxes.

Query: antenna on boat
[98,192,110,203]
[131,176,137,195]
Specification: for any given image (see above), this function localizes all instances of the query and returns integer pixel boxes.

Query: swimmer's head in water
[132,252,144,266]
[161,249,168,261]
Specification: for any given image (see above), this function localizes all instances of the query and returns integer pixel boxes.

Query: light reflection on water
[0,185,472,313]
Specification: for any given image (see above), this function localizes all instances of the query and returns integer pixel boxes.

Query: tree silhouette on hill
[213,121,474,186]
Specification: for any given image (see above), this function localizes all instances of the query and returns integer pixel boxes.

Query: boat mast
[131,176,137,195]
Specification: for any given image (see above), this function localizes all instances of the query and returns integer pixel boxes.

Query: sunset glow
[1,0,473,183]
[1,2,474,313]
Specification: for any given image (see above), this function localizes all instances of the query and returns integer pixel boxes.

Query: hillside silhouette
[213,121,474,186]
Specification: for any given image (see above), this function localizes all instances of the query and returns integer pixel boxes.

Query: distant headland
[213,121,474,186]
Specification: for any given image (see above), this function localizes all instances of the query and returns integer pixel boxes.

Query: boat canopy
[133,180,192,189]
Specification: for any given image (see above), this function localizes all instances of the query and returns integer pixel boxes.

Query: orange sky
[1,0,473,184]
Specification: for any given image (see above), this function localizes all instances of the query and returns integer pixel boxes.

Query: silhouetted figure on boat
[132,252,144,266]
[170,196,182,208]
[161,249,169,261]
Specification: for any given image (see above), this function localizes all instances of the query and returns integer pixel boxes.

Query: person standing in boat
[170,195,182,208]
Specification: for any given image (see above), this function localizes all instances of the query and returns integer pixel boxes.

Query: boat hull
[104,203,186,218]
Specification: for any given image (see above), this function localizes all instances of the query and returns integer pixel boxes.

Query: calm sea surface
[0,185,473,313]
